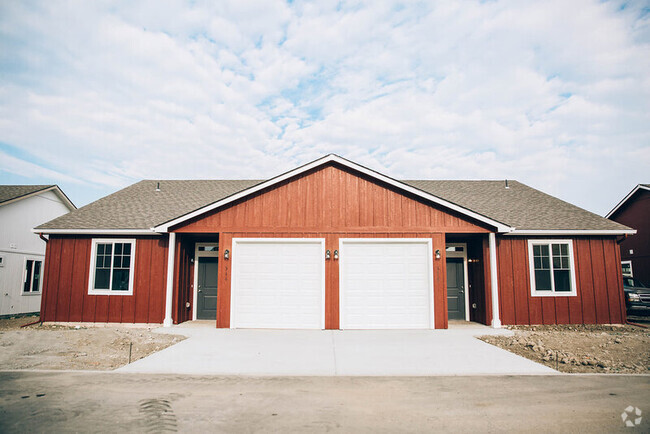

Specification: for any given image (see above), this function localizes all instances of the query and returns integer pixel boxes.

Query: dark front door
[446,258,466,320]
[197,257,218,320]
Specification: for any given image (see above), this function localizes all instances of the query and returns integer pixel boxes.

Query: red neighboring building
[34,155,634,329]
[607,184,650,285]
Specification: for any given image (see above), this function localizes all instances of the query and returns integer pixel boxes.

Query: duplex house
[34,155,634,329]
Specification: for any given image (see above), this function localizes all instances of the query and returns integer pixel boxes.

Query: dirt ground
[0,315,184,370]
[480,323,650,374]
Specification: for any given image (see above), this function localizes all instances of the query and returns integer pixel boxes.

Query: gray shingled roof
[404,180,629,231]
[37,180,262,230]
[36,178,630,232]
[0,185,54,205]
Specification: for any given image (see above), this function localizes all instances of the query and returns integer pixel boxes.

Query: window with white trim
[528,240,577,296]
[89,239,136,295]
[23,259,43,293]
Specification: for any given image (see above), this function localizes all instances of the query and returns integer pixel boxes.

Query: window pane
[98,244,104,254]
[94,269,110,289]
[104,256,112,268]
[32,261,42,292]
[24,260,33,292]
[553,257,561,268]
[122,256,130,268]
[554,270,571,291]
[113,255,122,268]
[535,269,552,291]
[552,244,560,256]
[112,269,130,291]
[533,245,541,256]
[540,245,549,256]
[123,243,131,255]
[560,244,568,255]
[534,257,542,268]
[105,244,112,255]
[114,243,122,255]
[561,257,569,269]
[542,257,550,269]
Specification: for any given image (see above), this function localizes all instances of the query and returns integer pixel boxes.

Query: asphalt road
[0,372,648,433]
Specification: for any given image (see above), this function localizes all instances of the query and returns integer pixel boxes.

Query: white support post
[163,232,176,327]
[489,232,502,328]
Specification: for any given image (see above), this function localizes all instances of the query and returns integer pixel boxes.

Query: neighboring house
[0,185,76,316]
[35,155,634,329]
[606,184,649,284]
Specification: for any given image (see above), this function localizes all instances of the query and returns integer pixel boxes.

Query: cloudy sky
[1,0,648,215]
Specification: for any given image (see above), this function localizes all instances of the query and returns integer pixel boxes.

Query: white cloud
[0,0,648,213]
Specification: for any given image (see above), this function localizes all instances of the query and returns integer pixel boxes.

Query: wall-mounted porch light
[333,250,339,260]
[435,249,441,259]
[224,249,230,260]
[326,250,331,260]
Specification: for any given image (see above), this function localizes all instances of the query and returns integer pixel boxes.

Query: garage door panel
[232,239,324,329]
[340,239,433,329]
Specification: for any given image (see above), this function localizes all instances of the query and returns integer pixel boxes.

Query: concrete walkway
[117,323,556,376]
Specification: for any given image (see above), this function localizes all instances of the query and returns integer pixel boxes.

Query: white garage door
[231,239,325,329]
[339,239,434,329]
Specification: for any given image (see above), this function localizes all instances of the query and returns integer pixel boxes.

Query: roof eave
[32,228,160,236]
[506,229,637,236]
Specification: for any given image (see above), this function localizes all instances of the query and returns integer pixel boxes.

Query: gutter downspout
[163,232,176,327]
[39,233,48,243]
[489,233,502,328]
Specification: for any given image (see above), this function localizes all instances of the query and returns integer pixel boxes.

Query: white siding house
[0,186,75,316]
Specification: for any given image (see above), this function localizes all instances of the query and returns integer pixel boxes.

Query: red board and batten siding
[41,236,168,323]
[496,237,626,325]
[171,164,490,329]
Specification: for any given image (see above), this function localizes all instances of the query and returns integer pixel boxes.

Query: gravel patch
[479,324,650,374]
[0,315,185,370]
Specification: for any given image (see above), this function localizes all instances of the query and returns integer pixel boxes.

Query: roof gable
[173,163,493,233]
[155,154,511,233]
[606,184,650,219]
[0,185,75,210]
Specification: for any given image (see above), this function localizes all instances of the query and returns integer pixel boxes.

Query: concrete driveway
[117,323,555,375]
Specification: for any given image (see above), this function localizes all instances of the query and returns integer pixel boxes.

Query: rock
[614,338,622,343]
[597,362,607,368]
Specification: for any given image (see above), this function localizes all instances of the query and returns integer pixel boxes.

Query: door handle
[198,289,203,293]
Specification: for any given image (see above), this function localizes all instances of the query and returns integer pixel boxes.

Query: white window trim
[621,260,633,277]
[527,239,577,297]
[22,255,44,295]
[88,238,136,296]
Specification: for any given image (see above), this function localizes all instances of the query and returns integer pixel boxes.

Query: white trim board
[507,229,636,236]
[33,228,161,235]
[153,154,512,233]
